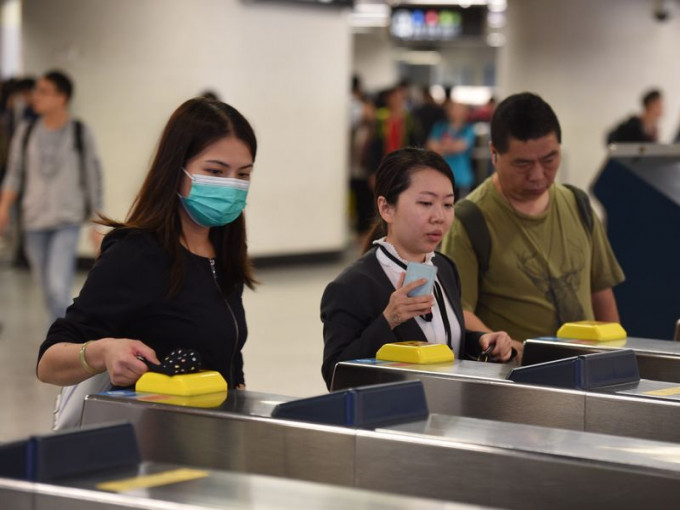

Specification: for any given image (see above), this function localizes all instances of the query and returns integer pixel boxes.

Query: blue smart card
[403,262,438,297]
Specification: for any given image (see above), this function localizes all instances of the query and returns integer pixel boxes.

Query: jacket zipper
[209,258,239,386]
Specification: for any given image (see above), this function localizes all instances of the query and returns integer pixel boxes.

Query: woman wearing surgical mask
[36,98,256,391]
[320,148,513,389]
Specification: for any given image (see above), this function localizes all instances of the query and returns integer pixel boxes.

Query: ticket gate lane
[80,390,680,509]
[523,337,680,383]
[82,393,357,486]
[1,462,475,510]
[355,428,680,510]
[332,360,586,429]
[331,359,680,442]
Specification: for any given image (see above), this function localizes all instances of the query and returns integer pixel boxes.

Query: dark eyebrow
[419,191,454,198]
[205,160,254,170]
[512,149,559,165]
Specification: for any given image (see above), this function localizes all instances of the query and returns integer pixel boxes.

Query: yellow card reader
[557,321,627,341]
[376,341,454,364]
[135,370,227,396]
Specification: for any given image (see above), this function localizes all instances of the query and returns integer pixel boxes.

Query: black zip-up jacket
[38,229,247,387]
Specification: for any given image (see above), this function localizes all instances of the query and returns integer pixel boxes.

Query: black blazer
[320,247,484,388]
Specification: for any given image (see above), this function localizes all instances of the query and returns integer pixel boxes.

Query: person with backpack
[606,89,663,145]
[0,70,102,322]
[441,93,625,360]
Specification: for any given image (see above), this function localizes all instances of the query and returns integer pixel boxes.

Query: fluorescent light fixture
[396,0,488,5]
[397,50,442,65]
[487,0,507,12]
[452,85,493,105]
[486,31,506,47]
[487,11,505,28]
[351,2,390,28]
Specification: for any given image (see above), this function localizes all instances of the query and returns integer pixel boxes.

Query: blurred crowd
[0,76,38,267]
[348,77,680,241]
[349,76,497,240]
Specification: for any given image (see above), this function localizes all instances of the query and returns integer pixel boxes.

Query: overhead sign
[390,5,486,42]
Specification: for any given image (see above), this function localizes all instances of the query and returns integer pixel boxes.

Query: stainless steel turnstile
[80,390,680,509]
[523,336,680,382]
[331,358,680,442]
[0,461,473,510]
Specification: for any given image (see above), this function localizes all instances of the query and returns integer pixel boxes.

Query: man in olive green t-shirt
[441,92,625,358]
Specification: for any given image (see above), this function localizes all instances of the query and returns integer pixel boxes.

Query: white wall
[0,0,22,78]
[22,0,352,257]
[497,0,680,189]
[352,31,399,92]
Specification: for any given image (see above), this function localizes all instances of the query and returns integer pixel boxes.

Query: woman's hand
[479,331,513,362]
[88,338,160,387]
[510,339,524,364]
[383,273,435,330]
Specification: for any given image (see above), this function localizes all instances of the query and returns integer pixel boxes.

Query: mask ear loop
[182,167,195,181]
[177,168,194,201]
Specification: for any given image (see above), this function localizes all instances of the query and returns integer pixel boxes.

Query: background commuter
[442,92,625,360]
[36,97,257,391]
[348,75,376,242]
[606,88,664,144]
[412,86,446,147]
[0,76,37,269]
[199,89,220,101]
[427,100,476,198]
[365,85,420,183]
[0,70,103,322]
[321,147,513,388]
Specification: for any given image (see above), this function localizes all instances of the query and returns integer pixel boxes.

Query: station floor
[0,244,355,442]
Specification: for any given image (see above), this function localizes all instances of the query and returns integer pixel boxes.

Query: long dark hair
[363,147,455,253]
[99,98,257,295]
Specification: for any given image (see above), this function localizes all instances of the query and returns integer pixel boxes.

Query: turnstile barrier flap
[508,349,640,390]
[271,380,429,428]
[29,421,140,482]
[0,422,140,483]
[0,439,28,480]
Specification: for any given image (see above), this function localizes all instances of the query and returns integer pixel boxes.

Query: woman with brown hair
[321,147,513,389]
[37,97,256,391]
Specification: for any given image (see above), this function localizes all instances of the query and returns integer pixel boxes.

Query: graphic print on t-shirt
[517,240,586,330]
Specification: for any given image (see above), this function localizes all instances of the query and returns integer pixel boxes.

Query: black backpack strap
[72,119,91,217]
[454,199,491,278]
[73,119,84,155]
[17,119,38,199]
[563,184,594,233]
[21,119,37,155]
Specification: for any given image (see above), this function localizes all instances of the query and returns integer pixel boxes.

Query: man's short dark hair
[642,88,661,109]
[17,77,36,92]
[490,92,561,154]
[43,70,73,101]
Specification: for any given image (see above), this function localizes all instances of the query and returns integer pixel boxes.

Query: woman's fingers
[480,332,514,362]
[134,342,160,365]
[399,277,427,294]
[384,279,435,329]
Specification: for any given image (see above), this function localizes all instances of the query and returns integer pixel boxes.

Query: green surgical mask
[179,169,249,227]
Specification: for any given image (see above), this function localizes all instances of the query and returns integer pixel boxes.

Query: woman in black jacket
[321,148,513,388]
[37,98,257,390]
